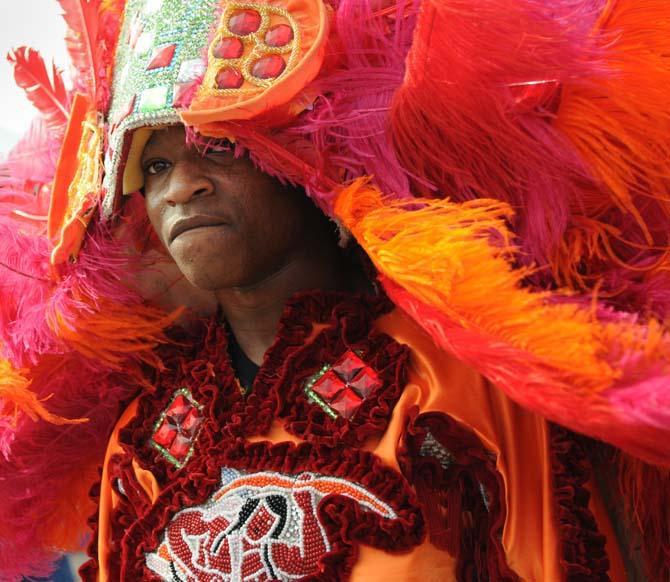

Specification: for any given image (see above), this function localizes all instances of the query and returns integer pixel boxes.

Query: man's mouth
[168,215,229,243]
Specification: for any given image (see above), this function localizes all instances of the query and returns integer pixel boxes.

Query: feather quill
[58,0,101,97]
[7,47,70,132]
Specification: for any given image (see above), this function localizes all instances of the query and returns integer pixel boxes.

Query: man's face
[141,126,318,290]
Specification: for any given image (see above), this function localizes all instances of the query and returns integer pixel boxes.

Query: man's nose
[163,157,215,206]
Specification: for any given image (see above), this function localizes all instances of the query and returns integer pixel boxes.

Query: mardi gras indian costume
[1,0,669,580]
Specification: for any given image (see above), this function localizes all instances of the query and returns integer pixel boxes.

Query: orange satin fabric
[96,308,626,581]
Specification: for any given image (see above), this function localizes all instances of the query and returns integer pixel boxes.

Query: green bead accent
[138,85,170,112]
[303,364,339,420]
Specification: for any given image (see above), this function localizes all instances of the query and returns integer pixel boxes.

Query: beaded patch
[201,2,301,94]
[150,388,204,469]
[102,0,220,213]
[304,350,382,420]
[145,467,397,580]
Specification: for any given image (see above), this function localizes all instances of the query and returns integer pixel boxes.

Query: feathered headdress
[0,0,669,578]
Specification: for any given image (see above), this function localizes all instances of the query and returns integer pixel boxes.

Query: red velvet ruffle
[399,410,520,581]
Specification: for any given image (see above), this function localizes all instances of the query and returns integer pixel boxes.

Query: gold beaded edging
[202,1,302,95]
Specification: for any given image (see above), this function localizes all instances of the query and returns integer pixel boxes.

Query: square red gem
[147,44,177,70]
[329,388,363,419]
[348,367,382,398]
[312,370,346,401]
[152,390,203,465]
[153,418,178,448]
[335,351,366,382]
[308,350,381,420]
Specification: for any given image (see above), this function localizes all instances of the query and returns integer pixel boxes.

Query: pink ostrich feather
[383,278,670,467]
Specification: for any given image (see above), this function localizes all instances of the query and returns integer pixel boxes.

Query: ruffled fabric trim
[82,290,410,578]
[399,410,519,581]
[550,425,611,580]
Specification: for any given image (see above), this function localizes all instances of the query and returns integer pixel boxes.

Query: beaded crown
[102,0,330,218]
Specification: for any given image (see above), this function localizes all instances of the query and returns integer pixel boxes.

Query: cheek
[242,185,306,246]
[145,197,169,246]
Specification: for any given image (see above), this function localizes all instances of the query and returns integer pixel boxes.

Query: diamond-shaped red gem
[216,67,244,89]
[349,367,382,398]
[308,350,381,420]
[152,392,203,464]
[264,24,293,47]
[110,95,136,133]
[214,37,244,59]
[147,44,177,70]
[251,55,286,79]
[312,370,346,401]
[228,9,261,35]
[330,389,363,420]
[335,352,366,382]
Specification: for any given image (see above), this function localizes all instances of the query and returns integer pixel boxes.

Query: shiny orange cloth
[95,308,625,581]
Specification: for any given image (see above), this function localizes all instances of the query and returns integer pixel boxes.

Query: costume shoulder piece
[0,0,668,579]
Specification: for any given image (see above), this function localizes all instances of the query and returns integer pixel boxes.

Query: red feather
[57,0,101,97]
[8,47,70,132]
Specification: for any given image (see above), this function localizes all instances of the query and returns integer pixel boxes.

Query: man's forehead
[143,126,185,152]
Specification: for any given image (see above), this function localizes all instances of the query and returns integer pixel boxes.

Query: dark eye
[143,159,171,176]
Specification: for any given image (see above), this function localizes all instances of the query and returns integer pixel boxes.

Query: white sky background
[0,1,69,151]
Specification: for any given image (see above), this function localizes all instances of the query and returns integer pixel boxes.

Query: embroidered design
[151,388,204,468]
[304,350,382,420]
[145,468,397,581]
[202,2,301,94]
[102,0,219,209]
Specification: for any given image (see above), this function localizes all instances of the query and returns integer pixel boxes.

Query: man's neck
[215,250,345,365]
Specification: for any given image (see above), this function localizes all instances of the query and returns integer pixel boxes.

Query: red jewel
[166,394,190,422]
[251,55,286,79]
[329,389,363,420]
[216,67,244,89]
[228,9,262,35]
[169,434,192,461]
[348,367,381,398]
[264,24,293,47]
[309,350,382,419]
[181,407,202,436]
[214,37,244,59]
[146,43,177,70]
[153,418,178,448]
[312,370,345,401]
[334,352,366,382]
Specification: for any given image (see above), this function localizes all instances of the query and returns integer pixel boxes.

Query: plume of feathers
[389,0,670,319]
[335,179,670,466]
[57,0,100,98]
[57,0,125,111]
[7,47,70,133]
[0,196,178,578]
